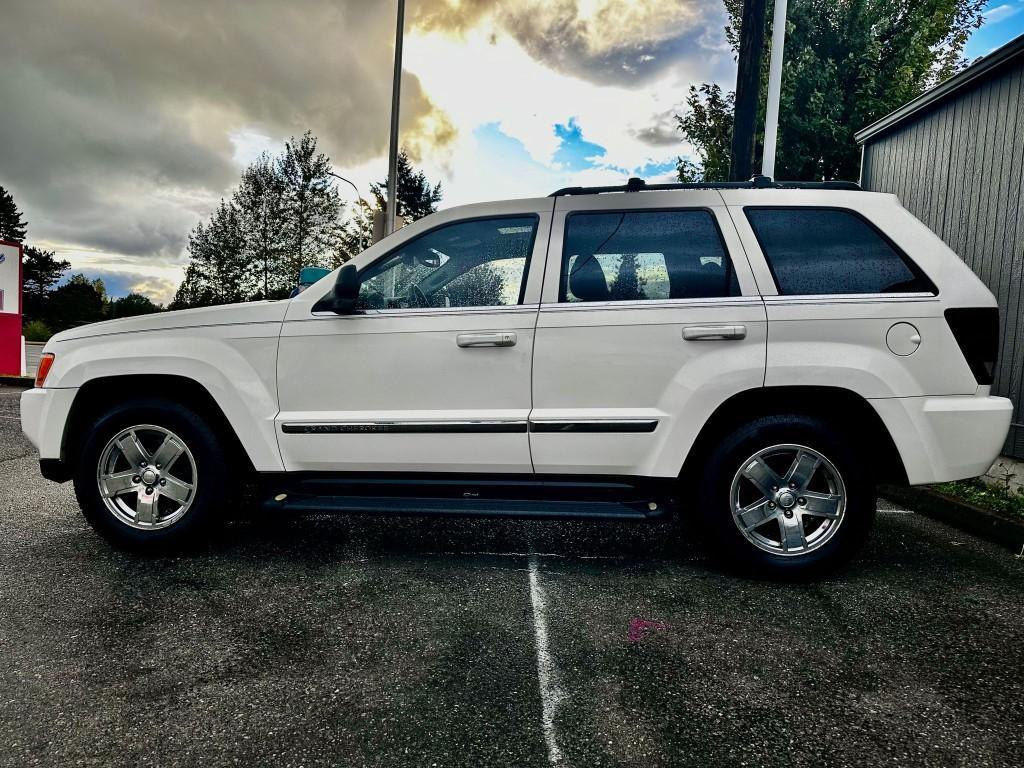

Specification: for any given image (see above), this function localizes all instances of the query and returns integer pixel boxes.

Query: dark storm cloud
[0,0,451,260]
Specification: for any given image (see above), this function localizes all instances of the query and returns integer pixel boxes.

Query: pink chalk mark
[627,618,668,642]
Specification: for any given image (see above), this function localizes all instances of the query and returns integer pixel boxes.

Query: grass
[933,478,1024,522]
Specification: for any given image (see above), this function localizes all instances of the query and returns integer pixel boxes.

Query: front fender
[46,329,284,472]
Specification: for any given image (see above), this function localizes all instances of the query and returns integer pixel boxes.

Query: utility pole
[729,0,767,181]
[761,0,789,179]
[386,0,405,236]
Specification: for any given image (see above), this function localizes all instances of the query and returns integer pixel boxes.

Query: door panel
[530,192,767,477]
[277,205,551,473]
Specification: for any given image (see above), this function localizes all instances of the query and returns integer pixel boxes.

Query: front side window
[744,207,936,296]
[332,216,537,311]
[559,210,740,303]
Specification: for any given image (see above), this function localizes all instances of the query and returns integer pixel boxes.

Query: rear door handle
[682,324,747,341]
[457,331,518,348]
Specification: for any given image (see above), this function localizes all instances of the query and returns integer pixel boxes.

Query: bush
[23,319,52,342]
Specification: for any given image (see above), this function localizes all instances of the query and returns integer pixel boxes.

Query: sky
[0,0,1022,305]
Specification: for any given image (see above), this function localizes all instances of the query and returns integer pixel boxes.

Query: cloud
[0,0,454,267]
[0,0,729,294]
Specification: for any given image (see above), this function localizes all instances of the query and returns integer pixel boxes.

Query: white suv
[20,178,1012,576]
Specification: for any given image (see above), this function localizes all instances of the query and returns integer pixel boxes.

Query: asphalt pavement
[2,382,1023,767]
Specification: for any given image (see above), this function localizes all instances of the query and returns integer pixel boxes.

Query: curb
[881,484,1024,553]
[0,376,34,388]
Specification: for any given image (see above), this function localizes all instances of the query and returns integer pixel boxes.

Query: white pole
[761,0,788,179]
[386,0,405,236]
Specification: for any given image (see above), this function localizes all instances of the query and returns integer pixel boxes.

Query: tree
[111,292,160,318]
[22,245,71,323]
[171,200,247,308]
[278,131,344,281]
[370,150,443,222]
[0,184,27,242]
[47,274,106,331]
[676,84,735,183]
[237,152,290,299]
[22,246,70,300]
[339,150,443,261]
[676,0,985,182]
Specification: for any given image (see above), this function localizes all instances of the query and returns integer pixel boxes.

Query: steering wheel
[407,284,429,308]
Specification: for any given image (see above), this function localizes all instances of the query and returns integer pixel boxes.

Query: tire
[694,413,875,579]
[73,397,229,551]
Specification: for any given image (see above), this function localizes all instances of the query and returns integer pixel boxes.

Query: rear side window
[745,207,935,296]
[560,210,740,303]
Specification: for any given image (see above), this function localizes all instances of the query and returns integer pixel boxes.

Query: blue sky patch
[552,119,607,172]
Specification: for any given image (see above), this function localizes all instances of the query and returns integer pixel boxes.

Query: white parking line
[528,553,564,766]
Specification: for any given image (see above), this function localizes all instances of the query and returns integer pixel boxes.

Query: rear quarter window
[744,207,936,296]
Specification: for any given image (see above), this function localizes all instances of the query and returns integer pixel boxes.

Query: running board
[259,473,674,520]
[263,494,666,520]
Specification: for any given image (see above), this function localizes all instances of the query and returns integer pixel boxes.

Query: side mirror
[332,263,360,314]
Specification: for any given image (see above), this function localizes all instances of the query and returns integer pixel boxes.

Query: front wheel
[73,398,229,551]
[695,414,875,578]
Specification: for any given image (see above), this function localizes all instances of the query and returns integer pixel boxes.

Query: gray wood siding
[862,60,1024,458]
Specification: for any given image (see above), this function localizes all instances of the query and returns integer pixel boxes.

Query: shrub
[23,319,52,342]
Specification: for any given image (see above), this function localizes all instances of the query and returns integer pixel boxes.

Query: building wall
[861,59,1024,458]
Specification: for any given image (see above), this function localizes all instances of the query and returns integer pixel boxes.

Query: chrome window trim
[763,292,938,305]
[539,296,763,312]
[308,304,541,320]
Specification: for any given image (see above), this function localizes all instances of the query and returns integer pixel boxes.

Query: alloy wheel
[729,443,846,556]
[96,424,198,530]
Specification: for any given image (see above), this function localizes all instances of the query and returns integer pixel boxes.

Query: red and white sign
[0,240,23,376]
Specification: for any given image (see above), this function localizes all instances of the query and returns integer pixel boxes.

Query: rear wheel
[73,398,228,551]
[695,414,875,578]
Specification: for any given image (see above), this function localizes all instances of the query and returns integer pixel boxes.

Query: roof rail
[549,175,862,197]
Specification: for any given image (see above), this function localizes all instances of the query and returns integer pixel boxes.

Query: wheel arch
[62,374,256,478]
[680,386,908,485]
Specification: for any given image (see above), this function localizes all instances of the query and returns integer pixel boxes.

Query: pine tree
[237,153,290,299]
[0,184,28,242]
[278,131,343,281]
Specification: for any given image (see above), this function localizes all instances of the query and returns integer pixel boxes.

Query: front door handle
[682,324,747,341]
[457,331,517,348]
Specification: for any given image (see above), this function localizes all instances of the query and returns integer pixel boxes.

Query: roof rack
[549,175,862,197]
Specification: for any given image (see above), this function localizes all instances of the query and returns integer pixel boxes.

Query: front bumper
[871,395,1013,485]
[20,387,78,461]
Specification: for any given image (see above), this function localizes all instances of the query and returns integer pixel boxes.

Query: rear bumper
[871,395,1013,485]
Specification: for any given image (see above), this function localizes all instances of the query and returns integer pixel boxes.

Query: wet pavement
[2,382,1023,767]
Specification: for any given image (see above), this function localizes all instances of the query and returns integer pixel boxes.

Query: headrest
[568,256,610,302]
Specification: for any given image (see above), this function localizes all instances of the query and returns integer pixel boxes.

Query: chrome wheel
[729,444,846,556]
[96,424,197,530]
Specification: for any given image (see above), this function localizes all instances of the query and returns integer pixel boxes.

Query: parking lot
[2,382,1023,768]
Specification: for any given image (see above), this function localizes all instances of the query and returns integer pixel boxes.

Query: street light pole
[386,0,405,236]
[761,0,789,179]
[326,171,367,209]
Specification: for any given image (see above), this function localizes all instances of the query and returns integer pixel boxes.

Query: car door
[276,200,551,473]
[529,190,767,477]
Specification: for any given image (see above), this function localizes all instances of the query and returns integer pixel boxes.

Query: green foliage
[935,478,1024,521]
[110,292,160,318]
[47,274,106,331]
[0,184,27,242]
[22,319,51,342]
[22,246,70,299]
[339,150,444,262]
[676,84,735,182]
[173,132,344,309]
[677,0,986,181]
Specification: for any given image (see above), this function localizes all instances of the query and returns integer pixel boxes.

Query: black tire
[73,397,229,552]
[694,413,875,579]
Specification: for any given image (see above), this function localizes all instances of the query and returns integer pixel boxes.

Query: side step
[264,494,664,520]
